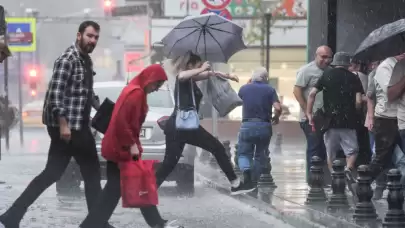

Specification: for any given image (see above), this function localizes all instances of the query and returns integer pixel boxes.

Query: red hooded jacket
[102,64,168,163]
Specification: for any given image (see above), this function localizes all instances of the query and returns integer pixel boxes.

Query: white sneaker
[0,222,5,228]
[164,220,184,228]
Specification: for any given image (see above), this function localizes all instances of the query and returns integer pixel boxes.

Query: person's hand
[365,115,374,131]
[130,143,140,160]
[271,116,279,125]
[60,125,71,142]
[307,113,314,126]
[201,61,211,71]
[130,143,140,156]
[227,74,239,82]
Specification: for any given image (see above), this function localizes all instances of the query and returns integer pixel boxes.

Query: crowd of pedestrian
[295,45,405,199]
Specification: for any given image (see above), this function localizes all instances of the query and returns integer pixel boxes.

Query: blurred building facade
[1,0,307,116]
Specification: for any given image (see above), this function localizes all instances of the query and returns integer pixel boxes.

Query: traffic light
[26,67,39,97]
[29,68,37,78]
[103,0,113,15]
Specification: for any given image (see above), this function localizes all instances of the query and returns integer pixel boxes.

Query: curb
[196,170,363,228]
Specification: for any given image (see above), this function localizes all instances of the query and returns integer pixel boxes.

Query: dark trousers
[156,125,237,187]
[369,117,398,180]
[299,120,329,183]
[80,161,165,228]
[355,125,372,167]
[0,127,102,223]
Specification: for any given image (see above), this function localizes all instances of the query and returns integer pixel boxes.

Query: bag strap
[176,77,196,109]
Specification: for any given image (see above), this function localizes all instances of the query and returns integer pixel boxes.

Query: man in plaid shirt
[0,21,115,228]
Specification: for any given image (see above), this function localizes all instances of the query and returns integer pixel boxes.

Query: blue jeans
[299,120,326,182]
[238,122,272,181]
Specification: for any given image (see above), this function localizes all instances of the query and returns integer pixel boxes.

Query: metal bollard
[222,140,232,159]
[305,156,327,205]
[273,132,282,154]
[257,156,277,189]
[233,143,242,177]
[199,148,210,164]
[327,159,349,210]
[383,169,405,227]
[353,165,378,225]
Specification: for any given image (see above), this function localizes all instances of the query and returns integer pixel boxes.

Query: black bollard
[383,169,405,227]
[258,156,277,189]
[222,140,232,159]
[233,143,242,177]
[328,159,349,210]
[305,156,327,205]
[273,132,282,154]
[353,165,378,224]
[199,148,210,164]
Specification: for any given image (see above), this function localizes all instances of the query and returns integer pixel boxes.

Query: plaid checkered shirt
[42,44,98,130]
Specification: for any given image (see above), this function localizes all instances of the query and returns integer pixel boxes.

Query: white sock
[231,178,240,188]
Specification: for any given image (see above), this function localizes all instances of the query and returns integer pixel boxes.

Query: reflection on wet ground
[197,140,389,228]
[0,133,294,227]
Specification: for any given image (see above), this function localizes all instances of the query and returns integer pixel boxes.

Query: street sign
[201,8,232,20]
[6,17,36,52]
[111,4,148,17]
[8,32,33,45]
[202,0,232,10]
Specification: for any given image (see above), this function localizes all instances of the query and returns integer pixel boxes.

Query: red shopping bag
[119,159,159,208]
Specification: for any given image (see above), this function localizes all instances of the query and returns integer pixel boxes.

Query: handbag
[120,159,159,208]
[91,98,115,134]
[175,79,200,130]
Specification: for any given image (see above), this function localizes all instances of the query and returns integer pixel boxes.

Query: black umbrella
[353,18,405,62]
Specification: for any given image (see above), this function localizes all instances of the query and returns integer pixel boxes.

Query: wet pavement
[196,136,391,228]
[0,128,295,227]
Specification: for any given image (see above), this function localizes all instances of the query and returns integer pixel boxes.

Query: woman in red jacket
[80,64,183,228]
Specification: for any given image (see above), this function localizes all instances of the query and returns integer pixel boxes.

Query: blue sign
[6,17,37,52]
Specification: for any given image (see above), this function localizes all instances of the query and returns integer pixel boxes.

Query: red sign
[8,32,33,44]
[125,52,144,72]
[201,8,232,20]
[202,0,231,10]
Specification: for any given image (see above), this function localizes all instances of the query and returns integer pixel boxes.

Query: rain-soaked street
[0,128,294,228]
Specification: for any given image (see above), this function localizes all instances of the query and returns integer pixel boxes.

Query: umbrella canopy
[353,18,405,62]
[161,13,246,63]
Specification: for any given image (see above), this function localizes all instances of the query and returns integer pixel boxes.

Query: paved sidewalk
[197,140,391,227]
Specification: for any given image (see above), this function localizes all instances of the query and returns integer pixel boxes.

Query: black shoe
[231,170,256,195]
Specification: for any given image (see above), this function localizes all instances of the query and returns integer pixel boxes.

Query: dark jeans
[156,125,237,187]
[355,125,372,167]
[80,161,165,228]
[0,127,102,223]
[299,120,327,182]
[238,121,272,181]
[369,117,398,181]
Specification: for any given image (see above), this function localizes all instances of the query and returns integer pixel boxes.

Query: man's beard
[79,40,95,54]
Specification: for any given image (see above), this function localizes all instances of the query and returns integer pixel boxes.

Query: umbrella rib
[174,25,201,30]
[205,28,226,61]
[207,21,229,26]
[207,26,239,36]
[203,28,207,60]
[167,28,201,56]
[195,29,203,54]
